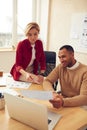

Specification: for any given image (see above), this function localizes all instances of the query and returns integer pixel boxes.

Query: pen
[18,95,24,98]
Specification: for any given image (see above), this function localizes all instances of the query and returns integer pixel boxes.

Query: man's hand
[49,92,63,108]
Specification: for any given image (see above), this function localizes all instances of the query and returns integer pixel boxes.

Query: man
[43,45,87,108]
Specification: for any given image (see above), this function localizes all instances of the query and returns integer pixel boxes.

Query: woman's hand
[36,75,44,84]
[26,73,44,84]
[25,73,33,82]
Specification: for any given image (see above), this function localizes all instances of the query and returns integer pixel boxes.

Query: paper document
[0,76,7,87]
[19,90,53,100]
[0,73,31,89]
[0,73,12,87]
[6,77,31,89]
[0,88,19,96]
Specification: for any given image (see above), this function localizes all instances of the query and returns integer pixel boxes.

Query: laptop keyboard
[48,119,52,124]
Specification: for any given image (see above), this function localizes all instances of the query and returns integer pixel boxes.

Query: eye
[58,55,66,59]
[34,33,38,36]
[28,33,32,36]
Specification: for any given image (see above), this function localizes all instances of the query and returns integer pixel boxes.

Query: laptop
[4,93,61,130]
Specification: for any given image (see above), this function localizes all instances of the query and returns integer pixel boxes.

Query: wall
[0,0,87,72]
[48,0,87,64]
[0,51,15,73]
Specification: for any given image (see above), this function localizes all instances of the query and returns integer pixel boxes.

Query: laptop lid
[4,93,61,130]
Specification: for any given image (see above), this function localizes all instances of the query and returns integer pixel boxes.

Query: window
[0,0,33,48]
[0,0,50,50]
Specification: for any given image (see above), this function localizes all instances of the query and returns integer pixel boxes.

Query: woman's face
[27,28,39,44]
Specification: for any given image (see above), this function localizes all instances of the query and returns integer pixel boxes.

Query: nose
[59,58,64,63]
[31,35,35,39]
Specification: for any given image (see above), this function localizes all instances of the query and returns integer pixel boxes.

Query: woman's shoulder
[19,39,29,44]
[35,39,43,49]
[17,39,31,49]
[18,39,30,46]
[36,39,43,44]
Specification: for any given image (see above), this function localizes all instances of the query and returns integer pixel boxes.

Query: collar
[31,44,35,48]
[67,61,80,70]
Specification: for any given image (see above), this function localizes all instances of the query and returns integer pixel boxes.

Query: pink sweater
[44,63,87,107]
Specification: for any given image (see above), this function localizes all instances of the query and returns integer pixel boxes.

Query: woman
[10,22,46,84]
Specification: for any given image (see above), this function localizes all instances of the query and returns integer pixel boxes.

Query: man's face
[58,48,74,67]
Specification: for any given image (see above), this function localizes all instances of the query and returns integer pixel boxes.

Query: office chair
[39,51,58,90]
[43,51,56,76]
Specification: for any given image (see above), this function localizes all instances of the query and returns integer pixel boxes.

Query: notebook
[4,93,61,130]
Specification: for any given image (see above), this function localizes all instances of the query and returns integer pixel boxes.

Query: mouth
[31,40,36,44]
[61,62,67,67]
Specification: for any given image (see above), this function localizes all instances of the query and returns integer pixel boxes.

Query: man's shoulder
[79,62,87,68]
[78,63,87,73]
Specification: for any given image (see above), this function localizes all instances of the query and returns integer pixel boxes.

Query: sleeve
[63,72,87,107]
[15,42,24,71]
[45,66,60,85]
[43,65,60,90]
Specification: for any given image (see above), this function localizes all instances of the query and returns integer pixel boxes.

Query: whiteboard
[70,13,87,53]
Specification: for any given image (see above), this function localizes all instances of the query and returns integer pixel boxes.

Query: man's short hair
[59,45,74,52]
